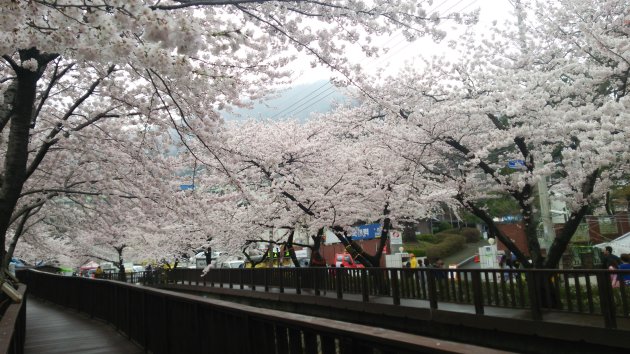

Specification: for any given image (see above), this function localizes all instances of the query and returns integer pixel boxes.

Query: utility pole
[512,0,556,250]
[538,177,555,250]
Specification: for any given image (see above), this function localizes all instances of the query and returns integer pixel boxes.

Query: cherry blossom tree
[342,0,629,268]
[200,116,444,267]
[1,0,471,280]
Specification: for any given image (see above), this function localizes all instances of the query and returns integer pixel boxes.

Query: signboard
[599,216,618,235]
[570,223,590,243]
[349,223,382,240]
[196,258,207,269]
[389,230,403,245]
[507,160,526,170]
[478,245,499,269]
[179,184,195,191]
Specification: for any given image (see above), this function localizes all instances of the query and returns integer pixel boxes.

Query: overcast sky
[288,0,516,85]
[234,0,518,120]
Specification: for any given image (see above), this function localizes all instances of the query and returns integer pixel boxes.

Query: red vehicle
[334,253,365,268]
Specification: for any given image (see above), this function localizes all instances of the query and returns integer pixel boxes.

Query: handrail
[16,269,509,354]
[154,266,630,329]
[0,284,27,354]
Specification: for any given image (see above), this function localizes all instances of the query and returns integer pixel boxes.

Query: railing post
[279,268,284,293]
[361,269,369,303]
[314,268,320,296]
[471,271,484,315]
[526,270,543,321]
[336,268,343,299]
[251,269,256,291]
[264,268,270,292]
[296,269,302,295]
[391,269,400,306]
[597,272,617,329]
[427,269,438,310]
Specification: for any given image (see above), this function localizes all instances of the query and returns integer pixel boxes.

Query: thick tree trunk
[521,202,543,268]
[402,222,416,242]
[461,197,531,268]
[0,63,39,276]
[286,230,300,267]
[309,228,326,266]
[332,218,391,267]
[0,49,56,281]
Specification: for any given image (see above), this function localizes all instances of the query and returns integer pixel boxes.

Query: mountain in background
[222,80,348,121]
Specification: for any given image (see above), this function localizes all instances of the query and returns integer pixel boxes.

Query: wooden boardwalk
[25,296,143,354]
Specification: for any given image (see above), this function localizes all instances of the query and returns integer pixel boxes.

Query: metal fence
[157,266,630,329]
[17,269,508,354]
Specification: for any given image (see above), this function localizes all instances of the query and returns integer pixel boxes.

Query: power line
[441,0,467,15]
[428,0,453,13]
[269,81,333,119]
[273,31,415,119]
[271,0,481,119]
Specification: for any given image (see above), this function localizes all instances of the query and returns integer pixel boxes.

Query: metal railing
[0,284,26,354]
[159,267,630,329]
[17,269,507,354]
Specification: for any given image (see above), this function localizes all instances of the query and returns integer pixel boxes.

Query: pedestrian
[433,258,447,279]
[608,258,620,288]
[204,246,212,267]
[95,266,103,278]
[601,246,621,269]
[618,253,630,285]
[409,254,418,268]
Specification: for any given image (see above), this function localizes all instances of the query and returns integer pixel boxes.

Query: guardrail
[158,266,630,329]
[0,284,26,354]
[17,269,508,354]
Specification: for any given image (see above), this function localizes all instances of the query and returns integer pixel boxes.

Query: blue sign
[349,223,382,240]
[179,184,195,190]
[507,160,526,169]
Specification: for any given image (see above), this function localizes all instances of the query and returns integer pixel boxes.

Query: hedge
[416,234,438,243]
[425,234,466,260]
[460,227,481,243]
[405,247,427,257]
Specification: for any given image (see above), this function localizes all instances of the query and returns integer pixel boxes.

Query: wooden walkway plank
[25,297,143,354]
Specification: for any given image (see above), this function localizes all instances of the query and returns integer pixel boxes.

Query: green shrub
[434,231,460,239]
[435,221,453,233]
[416,234,438,243]
[460,227,481,243]
[406,248,427,257]
[426,234,466,260]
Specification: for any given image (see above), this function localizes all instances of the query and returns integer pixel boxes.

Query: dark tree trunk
[0,49,57,280]
[401,222,416,243]
[332,217,391,267]
[0,63,39,272]
[286,230,300,267]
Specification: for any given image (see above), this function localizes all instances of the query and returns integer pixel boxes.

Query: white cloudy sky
[288,0,516,85]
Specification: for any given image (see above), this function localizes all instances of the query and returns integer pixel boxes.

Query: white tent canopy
[594,232,630,256]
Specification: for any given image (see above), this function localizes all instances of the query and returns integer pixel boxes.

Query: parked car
[221,260,245,269]
[334,253,364,268]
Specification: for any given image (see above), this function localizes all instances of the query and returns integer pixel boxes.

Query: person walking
[602,246,621,269]
[204,246,212,267]
[618,254,630,286]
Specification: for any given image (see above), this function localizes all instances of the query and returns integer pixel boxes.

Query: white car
[132,265,145,273]
[221,260,245,269]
